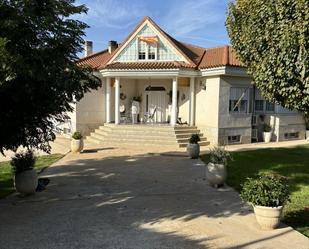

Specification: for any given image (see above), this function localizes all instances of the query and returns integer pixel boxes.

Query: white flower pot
[14,169,38,195]
[306,130,309,140]
[187,143,200,159]
[71,139,84,153]
[206,162,227,187]
[263,132,272,143]
[253,205,283,230]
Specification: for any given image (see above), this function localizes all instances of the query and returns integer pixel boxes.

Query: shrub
[240,173,290,207]
[189,134,200,144]
[72,131,83,140]
[209,146,232,165]
[132,96,142,102]
[11,150,36,175]
[263,123,272,132]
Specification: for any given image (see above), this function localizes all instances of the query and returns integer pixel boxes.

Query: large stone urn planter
[306,130,309,140]
[71,139,84,153]
[187,143,200,159]
[253,205,283,230]
[206,162,227,187]
[263,131,272,143]
[14,169,38,195]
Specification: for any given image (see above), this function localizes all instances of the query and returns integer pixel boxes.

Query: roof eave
[200,66,249,77]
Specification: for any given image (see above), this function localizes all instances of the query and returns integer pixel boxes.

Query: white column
[170,77,178,126]
[189,77,195,126]
[115,77,120,125]
[106,77,111,123]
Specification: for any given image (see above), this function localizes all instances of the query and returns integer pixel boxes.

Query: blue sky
[75,0,230,53]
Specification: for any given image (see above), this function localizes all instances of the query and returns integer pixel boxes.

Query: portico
[102,74,196,126]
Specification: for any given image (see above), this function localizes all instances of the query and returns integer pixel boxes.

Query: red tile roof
[198,45,242,69]
[77,49,113,69]
[76,16,242,71]
[105,61,196,70]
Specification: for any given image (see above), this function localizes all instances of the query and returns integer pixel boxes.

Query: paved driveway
[0,146,308,249]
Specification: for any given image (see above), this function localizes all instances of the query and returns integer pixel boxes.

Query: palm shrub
[209,147,232,165]
[72,131,83,140]
[11,150,36,175]
[189,134,200,144]
[240,173,290,207]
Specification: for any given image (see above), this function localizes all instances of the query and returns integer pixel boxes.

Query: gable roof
[77,16,242,71]
[104,16,196,67]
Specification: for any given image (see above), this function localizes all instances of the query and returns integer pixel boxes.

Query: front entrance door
[145,86,167,123]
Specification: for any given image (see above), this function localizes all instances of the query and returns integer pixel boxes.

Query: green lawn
[0,154,63,198]
[201,145,309,237]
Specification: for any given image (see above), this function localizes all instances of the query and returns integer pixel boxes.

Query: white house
[61,16,306,147]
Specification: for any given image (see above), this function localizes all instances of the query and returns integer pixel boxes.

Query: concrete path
[223,139,309,152]
[0,145,308,249]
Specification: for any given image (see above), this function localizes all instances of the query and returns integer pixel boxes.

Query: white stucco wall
[178,86,190,124]
[75,80,106,135]
[194,76,220,145]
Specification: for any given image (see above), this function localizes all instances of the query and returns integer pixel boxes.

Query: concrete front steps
[86,123,209,148]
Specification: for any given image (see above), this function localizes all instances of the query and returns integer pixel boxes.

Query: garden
[201,144,309,237]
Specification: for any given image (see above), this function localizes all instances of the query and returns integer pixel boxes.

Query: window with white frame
[229,87,249,113]
[138,40,157,60]
[148,44,156,60]
[138,41,146,60]
[228,135,241,144]
[254,90,275,112]
[255,100,264,112]
[265,101,275,112]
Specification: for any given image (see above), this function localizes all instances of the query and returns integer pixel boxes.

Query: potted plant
[187,134,200,159]
[132,96,142,102]
[263,123,272,143]
[71,131,84,153]
[11,150,38,195]
[240,173,290,230]
[206,147,232,187]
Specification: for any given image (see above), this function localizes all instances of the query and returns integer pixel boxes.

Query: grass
[0,154,63,198]
[201,145,309,237]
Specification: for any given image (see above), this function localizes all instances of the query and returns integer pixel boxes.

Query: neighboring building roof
[77,49,113,69]
[77,16,242,71]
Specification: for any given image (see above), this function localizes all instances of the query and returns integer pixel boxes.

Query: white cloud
[162,0,224,37]
[76,0,150,29]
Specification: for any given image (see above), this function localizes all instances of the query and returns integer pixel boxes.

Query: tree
[0,0,101,154]
[226,0,309,115]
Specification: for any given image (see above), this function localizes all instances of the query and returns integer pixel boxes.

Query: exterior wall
[195,76,220,145]
[75,80,106,135]
[66,103,77,134]
[218,76,253,145]
[178,86,190,124]
[263,114,306,142]
[66,71,306,145]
